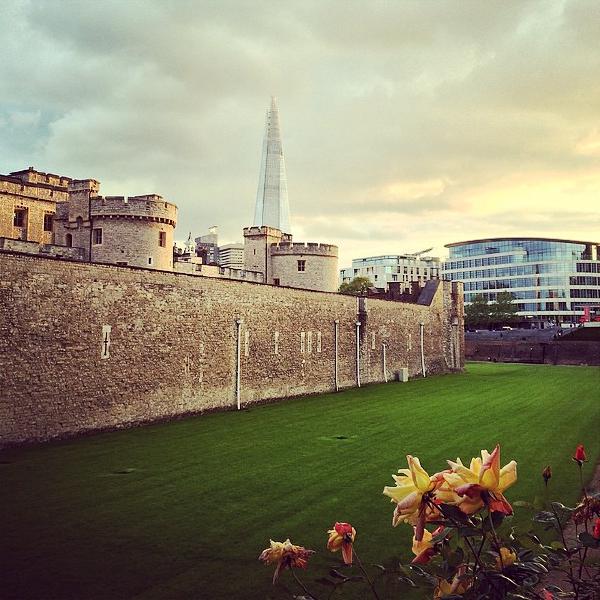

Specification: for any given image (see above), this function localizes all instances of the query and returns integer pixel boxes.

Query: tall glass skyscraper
[442,237,600,324]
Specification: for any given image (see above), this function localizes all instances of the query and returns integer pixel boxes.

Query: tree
[490,291,518,325]
[339,276,372,295]
[465,294,490,329]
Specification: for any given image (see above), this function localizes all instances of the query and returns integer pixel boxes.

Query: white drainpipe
[334,319,340,391]
[355,321,361,387]
[235,318,243,409]
[419,322,426,377]
[382,342,387,383]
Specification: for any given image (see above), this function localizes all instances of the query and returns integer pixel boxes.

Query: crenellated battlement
[68,179,101,194]
[91,195,177,226]
[10,167,73,189]
[270,241,338,257]
[243,225,291,241]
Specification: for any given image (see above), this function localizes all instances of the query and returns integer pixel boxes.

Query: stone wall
[0,238,86,260]
[0,252,464,446]
[465,340,600,366]
[0,174,67,244]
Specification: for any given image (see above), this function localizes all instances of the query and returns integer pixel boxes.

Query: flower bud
[573,444,587,465]
[542,465,552,485]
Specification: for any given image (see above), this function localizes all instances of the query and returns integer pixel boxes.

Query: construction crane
[406,247,434,257]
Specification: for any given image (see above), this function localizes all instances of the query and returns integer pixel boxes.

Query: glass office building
[442,238,600,324]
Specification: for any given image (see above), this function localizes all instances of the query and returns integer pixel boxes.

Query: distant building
[195,226,219,265]
[442,237,600,324]
[243,99,338,292]
[340,253,441,290]
[218,243,244,269]
[253,97,291,234]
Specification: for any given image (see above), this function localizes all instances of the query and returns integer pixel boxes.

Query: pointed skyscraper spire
[253,97,291,233]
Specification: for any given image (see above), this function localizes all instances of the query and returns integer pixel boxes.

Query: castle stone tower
[253,97,291,234]
[54,181,177,270]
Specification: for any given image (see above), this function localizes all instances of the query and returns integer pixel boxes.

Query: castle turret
[53,179,177,269]
[270,241,339,292]
[90,194,177,269]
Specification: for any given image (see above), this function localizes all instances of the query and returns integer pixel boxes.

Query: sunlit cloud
[1,0,599,268]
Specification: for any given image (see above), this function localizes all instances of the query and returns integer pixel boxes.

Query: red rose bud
[542,465,552,485]
[593,518,600,540]
[573,444,587,464]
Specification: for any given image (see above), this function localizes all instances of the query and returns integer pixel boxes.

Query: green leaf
[458,527,482,538]
[431,526,450,543]
[447,547,464,569]
[438,503,470,524]
[578,532,600,548]
[397,576,417,587]
[482,511,505,531]
[329,569,347,579]
[315,577,337,587]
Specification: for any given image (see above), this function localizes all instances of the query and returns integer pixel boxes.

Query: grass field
[2,362,599,599]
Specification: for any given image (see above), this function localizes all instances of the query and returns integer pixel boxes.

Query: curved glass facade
[442,238,600,322]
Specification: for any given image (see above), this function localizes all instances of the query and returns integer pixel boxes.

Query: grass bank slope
[1,363,599,599]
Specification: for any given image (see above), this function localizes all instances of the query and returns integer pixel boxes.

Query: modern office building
[442,237,600,324]
[339,253,441,290]
[218,242,244,269]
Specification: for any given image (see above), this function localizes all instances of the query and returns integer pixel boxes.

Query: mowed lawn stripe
[1,363,598,599]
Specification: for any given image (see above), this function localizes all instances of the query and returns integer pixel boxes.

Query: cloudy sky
[1,0,599,266]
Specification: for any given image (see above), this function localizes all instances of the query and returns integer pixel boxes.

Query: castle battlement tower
[54,181,177,270]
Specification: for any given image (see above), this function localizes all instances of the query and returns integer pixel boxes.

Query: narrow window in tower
[274,331,279,354]
[371,331,376,350]
[101,325,111,359]
[316,331,322,353]
[158,231,166,247]
[297,260,306,272]
[13,208,27,227]
[307,331,313,353]
[92,228,103,245]
[300,331,306,353]
[43,214,53,232]
[148,257,153,265]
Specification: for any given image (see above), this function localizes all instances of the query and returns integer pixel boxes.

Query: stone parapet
[243,226,292,241]
[91,195,177,226]
[0,238,86,260]
[9,167,73,189]
[271,241,338,257]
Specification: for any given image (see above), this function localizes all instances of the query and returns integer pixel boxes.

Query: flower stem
[578,463,589,533]
[550,503,576,591]
[290,565,318,600]
[352,547,380,600]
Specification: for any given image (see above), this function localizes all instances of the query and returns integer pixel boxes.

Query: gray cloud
[1,0,599,266]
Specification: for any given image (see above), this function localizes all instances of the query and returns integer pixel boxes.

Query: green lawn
[1,363,599,599]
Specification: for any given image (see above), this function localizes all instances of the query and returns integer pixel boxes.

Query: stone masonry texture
[0,252,464,446]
